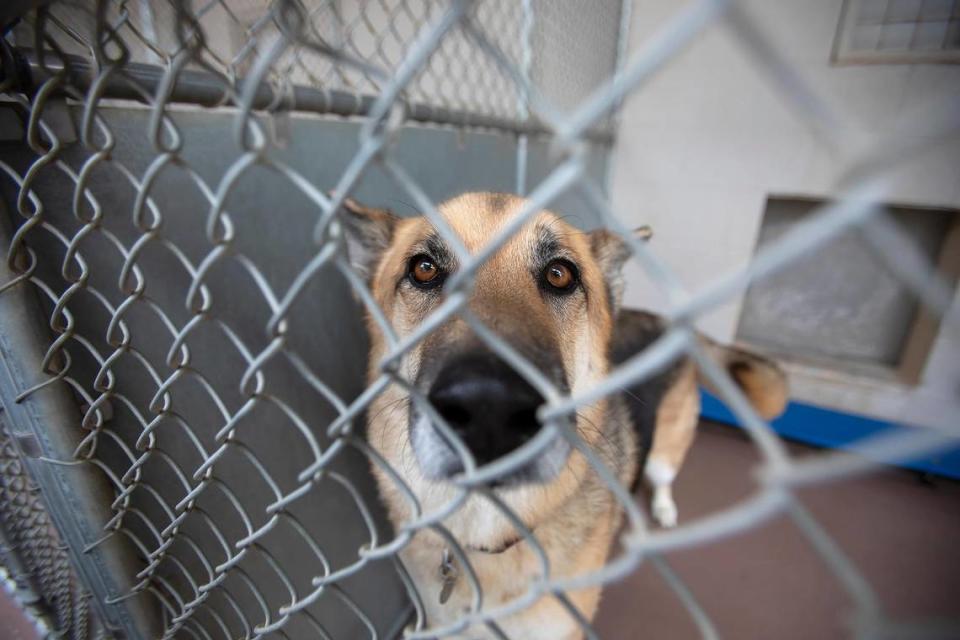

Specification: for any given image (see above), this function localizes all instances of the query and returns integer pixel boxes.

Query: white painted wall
[610,0,960,430]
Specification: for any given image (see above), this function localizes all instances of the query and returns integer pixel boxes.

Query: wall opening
[736,196,960,384]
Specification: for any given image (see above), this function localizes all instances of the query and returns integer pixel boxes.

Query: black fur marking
[609,309,687,492]
[534,225,562,264]
[410,233,456,271]
[483,192,515,214]
[728,360,753,383]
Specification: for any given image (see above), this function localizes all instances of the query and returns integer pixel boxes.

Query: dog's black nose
[427,353,545,468]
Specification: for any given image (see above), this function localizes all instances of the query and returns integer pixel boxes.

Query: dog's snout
[428,354,544,468]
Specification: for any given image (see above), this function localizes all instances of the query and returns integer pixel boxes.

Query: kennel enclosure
[1,0,959,638]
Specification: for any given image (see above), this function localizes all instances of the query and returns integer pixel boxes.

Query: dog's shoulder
[610,308,668,364]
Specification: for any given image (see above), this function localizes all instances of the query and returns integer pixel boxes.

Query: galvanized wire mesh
[0,415,89,638]
[0,0,958,639]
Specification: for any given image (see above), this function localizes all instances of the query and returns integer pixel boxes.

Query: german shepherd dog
[340,192,787,639]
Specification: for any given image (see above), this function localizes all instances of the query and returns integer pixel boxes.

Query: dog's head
[342,192,647,530]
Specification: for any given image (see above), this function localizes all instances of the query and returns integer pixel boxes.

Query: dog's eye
[543,260,578,293]
[409,254,443,288]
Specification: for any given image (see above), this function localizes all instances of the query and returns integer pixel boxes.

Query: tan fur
[648,363,700,471]
[701,337,789,420]
[355,193,631,639]
[727,359,789,420]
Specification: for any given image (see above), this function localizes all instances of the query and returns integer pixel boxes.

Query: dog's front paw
[651,492,678,528]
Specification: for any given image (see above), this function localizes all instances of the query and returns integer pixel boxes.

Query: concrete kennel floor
[595,421,960,640]
[0,588,38,640]
[2,421,957,639]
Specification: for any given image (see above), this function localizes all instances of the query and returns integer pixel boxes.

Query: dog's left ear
[336,197,399,282]
[589,226,652,311]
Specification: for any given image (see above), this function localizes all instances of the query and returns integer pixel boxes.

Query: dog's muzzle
[411,351,571,484]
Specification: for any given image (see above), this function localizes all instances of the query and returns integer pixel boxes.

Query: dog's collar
[437,535,525,604]
[467,534,523,555]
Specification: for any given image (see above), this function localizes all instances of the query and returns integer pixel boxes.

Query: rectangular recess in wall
[735,197,960,384]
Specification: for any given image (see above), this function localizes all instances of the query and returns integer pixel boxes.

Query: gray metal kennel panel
[0,104,609,638]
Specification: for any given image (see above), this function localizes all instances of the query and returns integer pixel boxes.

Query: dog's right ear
[336,197,399,281]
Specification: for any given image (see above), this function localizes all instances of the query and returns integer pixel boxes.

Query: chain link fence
[0,0,957,638]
